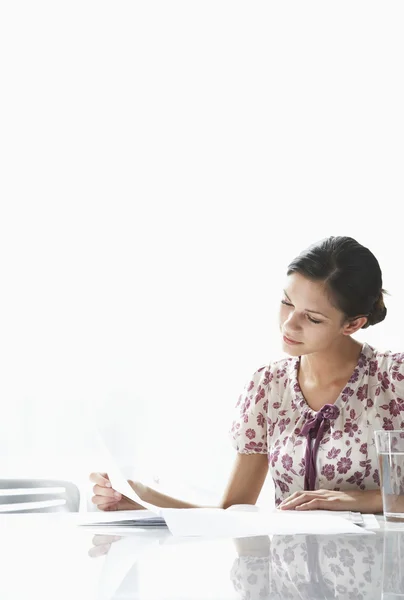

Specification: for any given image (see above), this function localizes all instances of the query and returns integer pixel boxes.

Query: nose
[284,313,302,336]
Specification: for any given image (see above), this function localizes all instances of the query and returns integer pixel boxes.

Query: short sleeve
[229,364,271,454]
[374,351,404,430]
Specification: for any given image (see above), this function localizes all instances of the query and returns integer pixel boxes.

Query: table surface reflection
[0,513,403,600]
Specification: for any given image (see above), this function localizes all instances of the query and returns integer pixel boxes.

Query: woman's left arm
[278,488,383,513]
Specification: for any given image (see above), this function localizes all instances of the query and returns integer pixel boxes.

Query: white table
[0,513,403,599]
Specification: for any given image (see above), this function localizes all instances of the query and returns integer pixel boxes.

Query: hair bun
[367,290,387,327]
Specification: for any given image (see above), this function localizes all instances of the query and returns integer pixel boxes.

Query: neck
[299,337,363,388]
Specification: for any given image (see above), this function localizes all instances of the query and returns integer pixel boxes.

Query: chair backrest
[0,479,80,513]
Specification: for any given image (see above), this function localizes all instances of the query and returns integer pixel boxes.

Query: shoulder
[364,342,404,397]
[365,343,404,374]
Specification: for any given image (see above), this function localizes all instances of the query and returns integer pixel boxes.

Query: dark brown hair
[287,236,388,329]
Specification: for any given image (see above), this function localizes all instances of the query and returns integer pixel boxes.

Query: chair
[0,479,80,513]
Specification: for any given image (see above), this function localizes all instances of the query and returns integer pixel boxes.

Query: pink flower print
[344,421,359,437]
[383,417,394,430]
[245,428,256,440]
[262,370,273,385]
[348,368,359,384]
[278,418,290,434]
[282,472,293,485]
[276,479,290,494]
[235,394,243,408]
[392,352,404,364]
[332,430,343,440]
[241,398,251,415]
[347,471,363,486]
[367,398,374,408]
[270,448,280,467]
[358,353,367,369]
[359,443,368,454]
[247,380,255,392]
[321,464,335,481]
[255,386,265,405]
[230,421,240,434]
[342,386,355,399]
[263,399,269,413]
[373,470,380,486]
[245,441,264,451]
[357,384,368,401]
[389,399,401,417]
[267,418,276,437]
[282,454,293,471]
[276,367,287,380]
[337,456,353,474]
[293,381,301,394]
[257,412,265,428]
[327,447,341,460]
[369,359,378,377]
[378,371,390,391]
[360,459,372,477]
[273,401,281,410]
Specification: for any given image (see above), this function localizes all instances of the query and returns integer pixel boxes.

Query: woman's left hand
[278,489,382,513]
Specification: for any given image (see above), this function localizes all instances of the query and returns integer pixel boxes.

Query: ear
[342,316,368,335]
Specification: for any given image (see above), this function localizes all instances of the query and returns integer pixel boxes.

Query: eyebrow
[283,290,330,319]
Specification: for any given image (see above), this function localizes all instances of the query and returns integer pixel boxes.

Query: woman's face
[278,273,350,356]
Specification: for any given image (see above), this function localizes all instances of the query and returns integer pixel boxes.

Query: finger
[88,543,111,558]
[92,535,122,546]
[97,501,120,511]
[279,493,322,510]
[91,496,120,510]
[278,491,304,508]
[295,498,322,510]
[92,485,122,500]
[89,472,112,487]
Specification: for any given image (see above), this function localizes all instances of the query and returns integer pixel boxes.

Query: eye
[281,300,322,325]
[307,315,322,325]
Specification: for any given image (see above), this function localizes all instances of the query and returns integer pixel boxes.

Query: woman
[90,236,404,513]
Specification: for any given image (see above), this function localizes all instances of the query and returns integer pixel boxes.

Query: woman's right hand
[89,472,145,511]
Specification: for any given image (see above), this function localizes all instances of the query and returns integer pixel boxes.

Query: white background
[0,2,403,510]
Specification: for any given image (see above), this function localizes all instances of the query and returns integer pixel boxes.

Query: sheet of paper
[161,507,371,538]
[97,427,164,515]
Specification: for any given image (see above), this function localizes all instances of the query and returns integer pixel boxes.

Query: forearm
[130,480,217,509]
[349,488,383,513]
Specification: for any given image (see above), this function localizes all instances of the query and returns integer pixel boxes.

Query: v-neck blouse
[229,342,404,506]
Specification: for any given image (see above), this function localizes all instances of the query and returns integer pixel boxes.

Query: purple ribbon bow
[300,404,340,490]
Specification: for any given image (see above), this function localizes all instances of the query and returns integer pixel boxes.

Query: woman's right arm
[90,453,269,511]
[142,453,269,509]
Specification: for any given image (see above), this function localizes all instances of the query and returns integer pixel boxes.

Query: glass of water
[375,430,404,523]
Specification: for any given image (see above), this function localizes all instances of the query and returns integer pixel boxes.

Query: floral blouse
[229,342,404,506]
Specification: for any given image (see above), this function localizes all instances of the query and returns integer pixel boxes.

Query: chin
[281,340,304,355]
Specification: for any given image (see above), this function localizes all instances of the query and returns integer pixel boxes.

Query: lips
[283,334,301,344]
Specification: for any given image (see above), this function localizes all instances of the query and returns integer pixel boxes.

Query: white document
[161,507,368,538]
